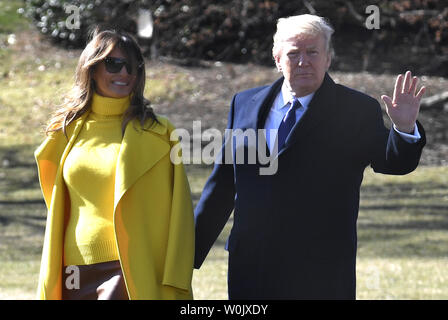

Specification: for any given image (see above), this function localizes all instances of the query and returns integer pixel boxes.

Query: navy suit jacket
[194,73,426,299]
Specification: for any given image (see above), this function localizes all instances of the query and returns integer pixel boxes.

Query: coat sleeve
[161,125,195,294]
[364,100,426,175]
[193,95,237,269]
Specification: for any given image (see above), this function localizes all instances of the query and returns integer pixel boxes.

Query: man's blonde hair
[272,14,334,58]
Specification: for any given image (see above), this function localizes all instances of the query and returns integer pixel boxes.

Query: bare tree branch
[302,0,316,15]
[345,0,364,23]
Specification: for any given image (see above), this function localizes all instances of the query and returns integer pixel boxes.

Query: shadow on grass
[0,144,45,235]
[0,213,45,233]
[0,144,37,167]
[0,145,41,201]
[361,183,448,200]
[360,204,448,215]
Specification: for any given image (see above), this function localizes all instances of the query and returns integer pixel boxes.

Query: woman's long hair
[45,26,158,137]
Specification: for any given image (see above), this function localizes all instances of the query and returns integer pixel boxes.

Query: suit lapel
[236,77,284,131]
[114,117,170,212]
[233,77,283,159]
[279,73,337,155]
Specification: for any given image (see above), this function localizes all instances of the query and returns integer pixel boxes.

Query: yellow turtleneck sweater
[63,92,130,266]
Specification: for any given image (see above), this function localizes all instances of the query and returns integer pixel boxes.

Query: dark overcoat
[194,74,426,299]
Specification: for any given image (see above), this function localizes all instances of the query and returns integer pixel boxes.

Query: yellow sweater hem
[64,238,120,266]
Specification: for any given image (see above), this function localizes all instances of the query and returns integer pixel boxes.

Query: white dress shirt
[264,81,421,153]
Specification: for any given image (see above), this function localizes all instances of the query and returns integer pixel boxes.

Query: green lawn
[1,146,447,299]
[0,0,28,34]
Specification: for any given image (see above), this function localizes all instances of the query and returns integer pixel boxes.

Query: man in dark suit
[194,14,426,299]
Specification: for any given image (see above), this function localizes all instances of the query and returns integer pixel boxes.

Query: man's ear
[274,54,282,72]
[325,51,332,70]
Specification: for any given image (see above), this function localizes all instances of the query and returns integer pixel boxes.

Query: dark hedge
[20,0,448,75]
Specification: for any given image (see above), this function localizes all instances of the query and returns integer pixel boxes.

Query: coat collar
[35,111,170,213]
[237,77,284,131]
[236,73,337,157]
[279,72,338,155]
[113,116,170,211]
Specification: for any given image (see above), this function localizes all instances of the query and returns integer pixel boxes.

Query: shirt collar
[276,80,315,110]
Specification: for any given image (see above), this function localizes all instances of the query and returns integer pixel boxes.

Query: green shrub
[19,0,448,76]
[19,0,149,47]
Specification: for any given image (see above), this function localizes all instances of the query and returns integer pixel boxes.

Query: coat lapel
[236,77,284,131]
[34,112,89,299]
[36,113,170,228]
[35,112,90,207]
[114,117,170,212]
[280,73,338,155]
[58,113,90,171]
[232,77,283,159]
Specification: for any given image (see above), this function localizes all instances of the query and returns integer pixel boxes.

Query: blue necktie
[277,98,301,150]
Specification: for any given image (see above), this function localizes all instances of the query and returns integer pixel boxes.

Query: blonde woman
[35,27,194,300]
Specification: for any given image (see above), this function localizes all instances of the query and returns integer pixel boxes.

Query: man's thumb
[381,95,393,110]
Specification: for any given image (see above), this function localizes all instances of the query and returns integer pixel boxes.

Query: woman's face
[92,46,138,98]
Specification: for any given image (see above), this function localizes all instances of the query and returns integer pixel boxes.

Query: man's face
[274,33,331,97]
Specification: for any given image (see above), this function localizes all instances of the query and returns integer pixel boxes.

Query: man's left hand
[381,70,426,134]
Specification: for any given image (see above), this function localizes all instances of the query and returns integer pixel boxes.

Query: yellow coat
[34,112,194,300]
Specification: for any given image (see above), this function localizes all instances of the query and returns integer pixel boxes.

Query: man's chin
[289,83,317,97]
